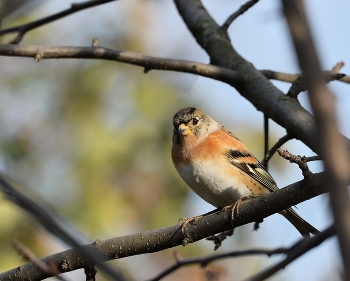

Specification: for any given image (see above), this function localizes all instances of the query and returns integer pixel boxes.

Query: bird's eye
[192,118,199,125]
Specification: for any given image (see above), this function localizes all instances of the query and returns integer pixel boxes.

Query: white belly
[177,160,252,208]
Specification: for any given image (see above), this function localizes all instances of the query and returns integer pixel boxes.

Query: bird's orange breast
[172,131,226,167]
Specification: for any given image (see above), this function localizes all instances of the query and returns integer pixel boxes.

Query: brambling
[171,107,319,237]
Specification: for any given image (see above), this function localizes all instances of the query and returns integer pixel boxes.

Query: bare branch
[332,61,345,74]
[263,115,269,169]
[0,0,117,44]
[245,225,335,281]
[149,247,287,281]
[174,0,343,155]
[277,149,312,179]
[261,69,350,84]
[0,174,126,281]
[12,241,67,281]
[151,225,334,281]
[0,172,330,281]
[261,134,292,167]
[221,0,259,31]
[282,0,350,278]
[306,156,322,162]
[0,44,241,85]
[287,73,346,99]
[0,43,349,156]
[260,69,299,83]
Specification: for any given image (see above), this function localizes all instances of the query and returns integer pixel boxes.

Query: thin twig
[245,225,335,281]
[0,172,330,281]
[286,75,307,99]
[148,247,287,281]
[0,44,241,85]
[0,174,126,281]
[0,0,116,44]
[263,114,269,169]
[261,134,292,167]
[306,156,322,162]
[221,0,259,31]
[277,149,312,179]
[12,241,67,281]
[332,61,345,74]
[261,69,350,84]
[287,73,346,99]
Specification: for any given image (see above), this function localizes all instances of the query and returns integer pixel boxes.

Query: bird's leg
[180,207,221,241]
[222,195,260,227]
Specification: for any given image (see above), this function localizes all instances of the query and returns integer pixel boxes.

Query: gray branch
[0,172,329,281]
[0,44,241,85]
[173,0,350,154]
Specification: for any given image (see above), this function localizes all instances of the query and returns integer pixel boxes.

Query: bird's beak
[178,123,191,136]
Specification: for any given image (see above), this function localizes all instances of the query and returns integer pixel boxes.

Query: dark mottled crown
[173,107,200,127]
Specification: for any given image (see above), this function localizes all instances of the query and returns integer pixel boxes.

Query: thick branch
[1,42,349,155]
[0,44,241,85]
[0,172,329,281]
[0,175,126,281]
[174,0,350,155]
[283,0,350,277]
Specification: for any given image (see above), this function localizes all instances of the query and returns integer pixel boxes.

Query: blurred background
[0,0,349,280]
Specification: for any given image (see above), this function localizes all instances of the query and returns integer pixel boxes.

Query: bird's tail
[281,208,320,238]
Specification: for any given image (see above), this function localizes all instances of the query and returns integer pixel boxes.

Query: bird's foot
[223,195,259,226]
[178,216,199,245]
[179,208,221,245]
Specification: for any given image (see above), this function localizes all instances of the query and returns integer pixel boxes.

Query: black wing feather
[227,150,279,192]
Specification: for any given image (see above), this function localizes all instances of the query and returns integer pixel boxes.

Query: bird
[171,107,319,237]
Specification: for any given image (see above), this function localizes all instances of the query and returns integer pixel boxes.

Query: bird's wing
[216,126,279,193]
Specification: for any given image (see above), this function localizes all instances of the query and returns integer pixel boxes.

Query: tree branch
[150,225,334,281]
[282,0,350,278]
[12,240,66,281]
[277,149,312,179]
[0,172,330,281]
[261,134,292,167]
[0,0,117,44]
[0,175,126,281]
[221,0,260,31]
[0,42,349,155]
[245,225,335,281]
[263,114,269,169]
[0,44,241,85]
[149,247,287,281]
[261,69,350,84]
[287,73,346,99]
[173,0,350,155]
[305,156,322,162]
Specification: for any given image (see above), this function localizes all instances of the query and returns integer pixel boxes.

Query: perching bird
[171,107,319,237]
